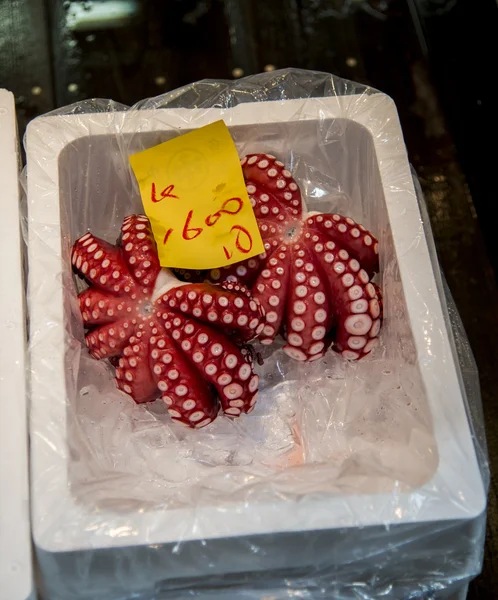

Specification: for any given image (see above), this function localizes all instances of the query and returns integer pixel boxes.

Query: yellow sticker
[129,120,264,269]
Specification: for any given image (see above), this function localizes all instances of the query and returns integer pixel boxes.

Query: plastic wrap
[24,69,488,600]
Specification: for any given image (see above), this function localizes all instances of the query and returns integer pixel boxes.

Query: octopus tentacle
[259,224,287,257]
[220,278,252,298]
[372,282,383,316]
[306,231,382,359]
[252,246,291,345]
[85,318,136,359]
[242,153,302,221]
[149,334,218,427]
[120,215,161,294]
[206,255,265,287]
[176,255,267,295]
[283,244,332,361]
[157,283,263,343]
[172,268,205,284]
[158,311,258,415]
[306,214,379,277]
[78,288,133,326]
[72,233,136,295]
[115,337,158,403]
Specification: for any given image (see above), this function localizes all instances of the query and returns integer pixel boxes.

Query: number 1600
[162,197,254,260]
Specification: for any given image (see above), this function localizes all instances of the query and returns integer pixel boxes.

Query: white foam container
[25,94,485,596]
[0,90,35,600]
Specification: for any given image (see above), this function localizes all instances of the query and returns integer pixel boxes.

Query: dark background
[1,0,497,597]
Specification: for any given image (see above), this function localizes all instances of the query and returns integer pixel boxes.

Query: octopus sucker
[73,215,263,427]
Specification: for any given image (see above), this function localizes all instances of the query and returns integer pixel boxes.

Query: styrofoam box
[26,95,485,595]
[0,90,35,600]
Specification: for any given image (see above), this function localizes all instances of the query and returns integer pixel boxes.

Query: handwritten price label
[129,121,264,269]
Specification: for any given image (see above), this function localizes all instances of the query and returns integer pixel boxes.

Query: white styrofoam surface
[26,94,486,555]
[0,91,34,599]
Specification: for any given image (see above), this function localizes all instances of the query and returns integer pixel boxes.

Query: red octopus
[203,153,383,362]
[72,215,263,428]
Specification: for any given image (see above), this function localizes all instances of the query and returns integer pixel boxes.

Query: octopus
[203,153,383,362]
[71,215,264,428]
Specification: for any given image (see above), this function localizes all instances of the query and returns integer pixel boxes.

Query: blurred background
[0,0,497,597]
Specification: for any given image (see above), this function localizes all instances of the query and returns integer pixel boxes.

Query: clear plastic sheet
[24,69,488,600]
